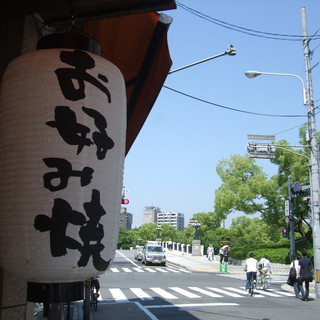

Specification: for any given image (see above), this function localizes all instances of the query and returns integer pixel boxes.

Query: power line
[176,2,320,41]
[163,85,305,118]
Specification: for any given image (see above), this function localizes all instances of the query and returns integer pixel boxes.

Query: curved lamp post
[244,70,307,105]
[245,69,320,298]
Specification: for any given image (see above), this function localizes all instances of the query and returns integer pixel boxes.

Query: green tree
[117,226,136,249]
[228,216,272,246]
[214,155,281,226]
[136,223,158,243]
[158,224,178,242]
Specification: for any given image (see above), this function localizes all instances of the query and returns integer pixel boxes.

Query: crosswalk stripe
[269,289,293,296]
[206,287,242,298]
[130,288,154,300]
[255,290,281,297]
[144,268,157,273]
[175,268,192,273]
[150,287,178,299]
[133,267,144,272]
[165,268,180,273]
[156,268,169,272]
[110,268,120,272]
[103,286,294,302]
[189,287,223,298]
[109,288,128,302]
[122,268,132,273]
[170,287,201,298]
[224,287,264,297]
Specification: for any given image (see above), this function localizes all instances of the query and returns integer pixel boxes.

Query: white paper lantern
[0,49,126,283]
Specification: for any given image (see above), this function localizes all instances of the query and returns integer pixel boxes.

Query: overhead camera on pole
[246,134,276,159]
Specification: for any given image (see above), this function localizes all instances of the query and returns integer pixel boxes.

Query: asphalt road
[90,250,320,320]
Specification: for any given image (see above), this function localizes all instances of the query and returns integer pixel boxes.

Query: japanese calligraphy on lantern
[0,49,126,282]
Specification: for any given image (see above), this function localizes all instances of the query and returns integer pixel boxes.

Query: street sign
[285,200,289,216]
[293,182,301,192]
[247,134,275,140]
[285,216,290,225]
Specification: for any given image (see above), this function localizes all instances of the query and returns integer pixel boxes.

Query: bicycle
[90,286,99,312]
[248,273,256,296]
[257,272,271,290]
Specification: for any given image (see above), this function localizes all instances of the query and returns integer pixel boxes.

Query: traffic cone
[219,264,223,272]
[224,263,228,273]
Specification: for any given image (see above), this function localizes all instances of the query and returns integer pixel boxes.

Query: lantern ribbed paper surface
[0,49,126,282]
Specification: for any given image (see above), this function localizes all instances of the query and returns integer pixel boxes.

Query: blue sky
[123,0,320,228]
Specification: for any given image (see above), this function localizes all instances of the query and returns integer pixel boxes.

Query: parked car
[134,246,144,261]
[142,243,166,266]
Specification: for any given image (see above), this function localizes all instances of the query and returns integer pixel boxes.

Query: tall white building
[142,206,161,224]
[157,212,184,231]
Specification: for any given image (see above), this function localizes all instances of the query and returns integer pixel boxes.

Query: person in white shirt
[207,244,214,261]
[259,255,272,288]
[290,255,304,298]
[244,253,258,290]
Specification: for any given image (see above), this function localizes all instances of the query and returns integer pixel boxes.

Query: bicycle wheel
[256,274,263,290]
[90,292,98,311]
[264,275,271,289]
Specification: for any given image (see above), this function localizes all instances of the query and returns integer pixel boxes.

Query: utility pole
[288,176,296,262]
[301,7,320,298]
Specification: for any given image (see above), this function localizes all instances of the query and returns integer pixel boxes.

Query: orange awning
[84,12,173,154]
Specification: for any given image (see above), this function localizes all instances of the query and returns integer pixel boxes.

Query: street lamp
[169,45,236,74]
[245,68,320,298]
[156,225,162,243]
[244,71,307,105]
[193,223,201,240]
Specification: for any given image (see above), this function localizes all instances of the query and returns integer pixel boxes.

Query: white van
[142,243,166,266]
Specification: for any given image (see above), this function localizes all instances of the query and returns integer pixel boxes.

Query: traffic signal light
[122,198,129,205]
[282,227,289,238]
[291,182,310,197]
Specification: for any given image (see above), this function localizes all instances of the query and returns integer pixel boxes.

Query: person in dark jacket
[299,250,312,301]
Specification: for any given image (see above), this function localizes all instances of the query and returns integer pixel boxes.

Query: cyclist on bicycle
[259,255,272,289]
[91,276,100,297]
[244,253,258,290]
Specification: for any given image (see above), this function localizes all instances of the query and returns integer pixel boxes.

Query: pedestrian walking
[207,244,214,261]
[289,255,304,298]
[299,250,313,301]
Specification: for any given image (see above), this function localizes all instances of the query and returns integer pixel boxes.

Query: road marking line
[109,288,128,302]
[110,268,120,272]
[135,302,160,320]
[189,287,223,298]
[224,287,264,297]
[169,287,201,298]
[133,267,144,272]
[156,268,169,272]
[206,287,243,298]
[122,268,132,273]
[165,268,180,273]
[150,287,178,299]
[145,302,239,309]
[144,267,157,273]
[130,288,154,300]
[255,290,281,297]
[116,250,140,267]
[269,289,293,296]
